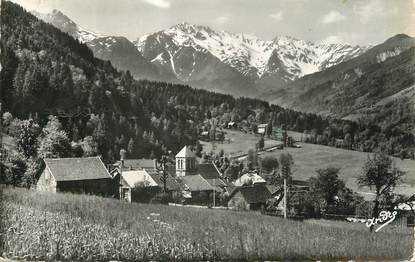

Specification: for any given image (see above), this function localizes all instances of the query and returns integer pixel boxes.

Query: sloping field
[261,142,415,197]
[201,130,415,197]
[200,129,281,157]
[1,187,413,261]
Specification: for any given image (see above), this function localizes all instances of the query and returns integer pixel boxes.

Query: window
[408,216,415,227]
[178,159,183,169]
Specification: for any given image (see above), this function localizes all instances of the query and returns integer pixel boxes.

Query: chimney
[120,148,127,168]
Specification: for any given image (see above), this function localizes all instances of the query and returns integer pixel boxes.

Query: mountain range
[33,9,368,97]
[260,34,415,121]
[32,9,415,131]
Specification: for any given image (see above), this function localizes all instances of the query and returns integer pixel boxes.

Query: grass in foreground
[1,187,413,261]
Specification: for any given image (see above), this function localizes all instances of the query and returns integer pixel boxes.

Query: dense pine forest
[1,0,414,172]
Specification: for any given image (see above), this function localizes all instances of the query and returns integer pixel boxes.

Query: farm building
[149,172,182,200]
[394,195,415,227]
[227,122,237,129]
[228,184,271,211]
[257,123,269,135]
[180,174,216,204]
[36,157,118,197]
[195,163,222,179]
[114,158,158,171]
[200,131,209,140]
[119,169,159,202]
[233,172,266,187]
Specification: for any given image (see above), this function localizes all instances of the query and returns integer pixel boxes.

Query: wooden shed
[36,157,118,197]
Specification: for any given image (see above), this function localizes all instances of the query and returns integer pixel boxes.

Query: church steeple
[175,146,196,176]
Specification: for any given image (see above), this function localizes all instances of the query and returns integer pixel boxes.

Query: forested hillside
[261,35,415,132]
[1,0,414,169]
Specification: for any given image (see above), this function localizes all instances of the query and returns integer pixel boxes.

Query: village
[1,1,415,259]
[35,123,292,212]
[33,122,415,228]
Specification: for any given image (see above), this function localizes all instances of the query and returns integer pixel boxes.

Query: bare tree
[358,153,405,231]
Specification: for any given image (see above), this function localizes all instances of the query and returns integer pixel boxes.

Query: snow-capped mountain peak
[135,22,369,81]
[32,9,104,43]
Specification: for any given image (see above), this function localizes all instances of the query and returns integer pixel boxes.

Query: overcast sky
[9,0,415,45]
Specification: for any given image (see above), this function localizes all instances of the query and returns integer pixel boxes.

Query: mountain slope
[136,26,258,96]
[2,1,414,161]
[260,34,415,134]
[87,36,176,81]
[135,22,368,92]
[32,9,103,43]
[32,9,170,82]
[34,9,368,97]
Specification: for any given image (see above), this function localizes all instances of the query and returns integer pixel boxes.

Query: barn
[228,184,271,211]
[36,157,118,197]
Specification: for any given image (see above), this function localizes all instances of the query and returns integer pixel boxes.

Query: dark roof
[230,184,271,204]
[205,178,228,192]
[181,175,214,191]
[291,179,310,188]
[115,159,157,170]
[149,173,181,191]
[196,163,221,179]
[44,157,111,181]
[266,185,280,195]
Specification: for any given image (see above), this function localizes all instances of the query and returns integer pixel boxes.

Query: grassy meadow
[1,187,413,261]
[260,142,415,197]
[202,130,415,197]
[200,129,281,157]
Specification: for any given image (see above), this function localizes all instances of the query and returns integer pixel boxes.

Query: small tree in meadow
[261,156,279,174]
[358,153,404,231]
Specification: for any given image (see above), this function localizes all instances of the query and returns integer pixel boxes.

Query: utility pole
[160,155,168,193]
[213,177,216,207]
[282,165,288,219]
[119,148,127,200]
[0,102,2,150]
[283,176,287,219]
[0,102,3,179]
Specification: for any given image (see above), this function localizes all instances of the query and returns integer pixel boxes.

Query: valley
[1,1,415,261]
[202,129,415,197]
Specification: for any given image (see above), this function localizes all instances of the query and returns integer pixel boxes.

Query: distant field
[261,143,415,197]
[200,129,281,157]
[2,187,413,261]
[201,130,415,197]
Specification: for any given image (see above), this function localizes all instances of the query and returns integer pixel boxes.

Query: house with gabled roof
[228,183,271,211]
[180,174,216,205]
[36,157,118,197]
[149,173,181,192]
[233,172,266,187]
[196,163,222,179]
[113,158,157,171]
[119,169,159,202]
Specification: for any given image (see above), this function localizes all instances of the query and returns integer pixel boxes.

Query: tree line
[1,0,413,179]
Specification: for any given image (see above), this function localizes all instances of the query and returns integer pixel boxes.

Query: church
[174,146,229,201]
